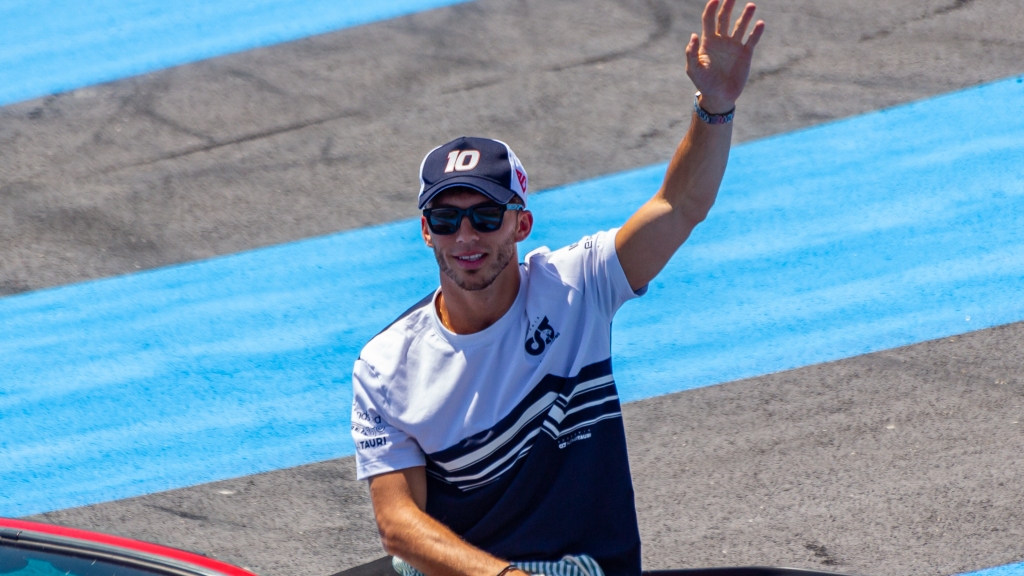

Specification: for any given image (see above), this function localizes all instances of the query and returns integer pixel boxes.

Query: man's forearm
[614,106,735,291]
[378,504,510,576]
[370,469,516,576]
[658,105,734,227]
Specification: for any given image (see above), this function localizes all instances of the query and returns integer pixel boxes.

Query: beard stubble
[433,229,517,291]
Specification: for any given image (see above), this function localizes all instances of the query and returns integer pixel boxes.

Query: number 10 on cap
[445,150,480,173]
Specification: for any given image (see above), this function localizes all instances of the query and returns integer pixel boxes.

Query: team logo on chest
[525,316,559,356]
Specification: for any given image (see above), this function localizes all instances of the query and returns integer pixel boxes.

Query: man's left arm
[617,0,764,291]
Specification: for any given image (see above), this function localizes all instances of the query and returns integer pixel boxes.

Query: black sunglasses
[423,203,524,235]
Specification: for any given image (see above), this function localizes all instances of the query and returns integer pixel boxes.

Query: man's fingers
[744,20,766,52]
[732,3,756,41]
[716,0,737,35]
[684,33,700,73]
[701,0,718,40]
[685,32,700,55]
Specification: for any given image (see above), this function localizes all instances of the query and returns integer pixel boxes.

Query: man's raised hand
[685,0,765,114]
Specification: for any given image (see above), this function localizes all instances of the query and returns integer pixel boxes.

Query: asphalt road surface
[8,0,1024,575]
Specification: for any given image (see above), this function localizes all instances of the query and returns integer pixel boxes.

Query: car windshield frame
[1,527,234,576]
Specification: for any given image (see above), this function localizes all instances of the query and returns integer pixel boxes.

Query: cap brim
[418,175,520,209]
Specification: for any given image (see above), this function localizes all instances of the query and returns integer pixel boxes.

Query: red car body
[0,517,259,576]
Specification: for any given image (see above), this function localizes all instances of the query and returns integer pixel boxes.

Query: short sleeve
[351,358,427,480]
[542,228,645,319]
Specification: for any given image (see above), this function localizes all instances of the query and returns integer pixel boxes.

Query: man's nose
[455,214,479,242]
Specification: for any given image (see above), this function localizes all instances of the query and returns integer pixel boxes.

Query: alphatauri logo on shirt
[525,316,559,356]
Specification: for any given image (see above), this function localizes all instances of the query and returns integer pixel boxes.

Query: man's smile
[452,251,487,269]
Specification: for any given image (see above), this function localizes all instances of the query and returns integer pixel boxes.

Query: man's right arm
[368,467,522,576]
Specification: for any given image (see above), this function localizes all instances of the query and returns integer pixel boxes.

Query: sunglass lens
[470,206,505,231]
[428,209,460,235]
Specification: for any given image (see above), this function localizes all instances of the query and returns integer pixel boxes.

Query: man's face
[421,188,532,292]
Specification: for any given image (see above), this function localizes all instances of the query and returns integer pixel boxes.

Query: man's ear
[421,215,435,248]
[515,209,533,242]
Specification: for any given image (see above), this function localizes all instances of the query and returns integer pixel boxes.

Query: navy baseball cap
[418,136,529,209]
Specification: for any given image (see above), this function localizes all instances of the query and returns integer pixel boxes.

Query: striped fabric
[392,554,606,576]
[424,360,619,491]
[515,555,606,576]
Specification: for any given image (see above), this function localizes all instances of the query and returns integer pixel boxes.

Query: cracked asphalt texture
[8,0,1024,575]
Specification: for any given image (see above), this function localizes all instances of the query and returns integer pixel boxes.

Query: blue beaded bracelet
[693,91,735,125]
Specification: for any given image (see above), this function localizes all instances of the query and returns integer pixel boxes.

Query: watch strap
[693,91,735,125]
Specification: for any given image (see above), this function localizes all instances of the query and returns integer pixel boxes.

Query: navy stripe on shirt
[426,359,616,491]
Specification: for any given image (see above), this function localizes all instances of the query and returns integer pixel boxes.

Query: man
[350,2,765,576]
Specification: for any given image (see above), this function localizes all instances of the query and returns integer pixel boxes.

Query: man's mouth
[452,252,487,269]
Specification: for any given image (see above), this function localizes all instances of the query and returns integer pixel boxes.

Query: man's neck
[436,261,521,335]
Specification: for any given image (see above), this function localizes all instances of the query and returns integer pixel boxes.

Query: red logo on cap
[515,169,527,193]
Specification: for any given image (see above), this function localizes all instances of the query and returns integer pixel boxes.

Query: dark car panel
[328,557,865,576]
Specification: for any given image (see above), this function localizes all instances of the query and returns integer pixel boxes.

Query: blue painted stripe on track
[959,563,1024,576]
[2,77,1024,517]
[0,0,474,107]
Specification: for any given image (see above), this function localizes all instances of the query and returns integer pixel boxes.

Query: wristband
[496,566,519,576]
[693,92,735,125]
